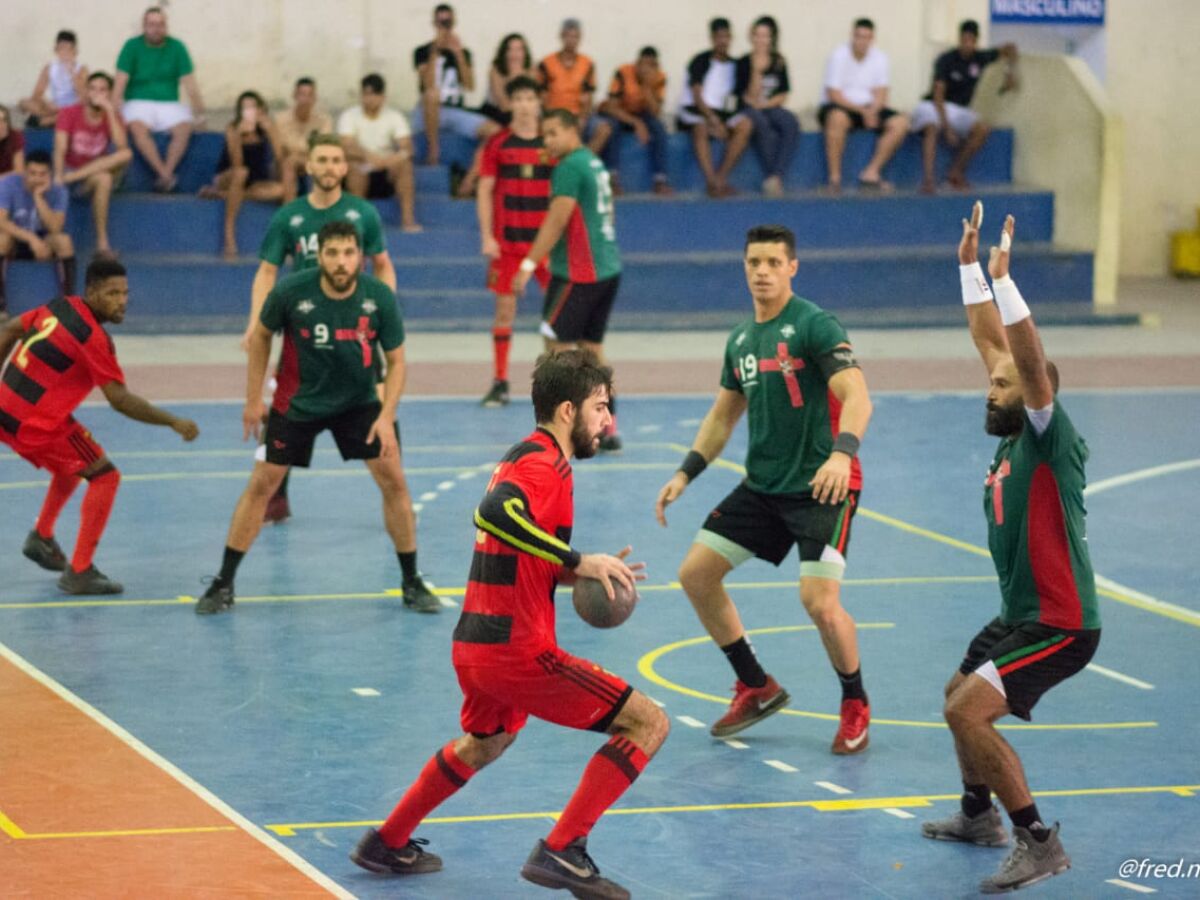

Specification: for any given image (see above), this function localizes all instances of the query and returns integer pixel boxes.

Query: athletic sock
[836,667,868,704]
[36,472,80,538]
[1010,803,1050,841]
[217,546,245,586]
[70,468,119,572]
[58,256,77,296]
[545,736,649,851]
[492,327,512,382]
[720,636,768,689]
[398,551,419,584]
[961,782,993,818]
[379,741,476,848]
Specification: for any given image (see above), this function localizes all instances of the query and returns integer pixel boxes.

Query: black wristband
[831,432,860,458]
[679,450,708,482]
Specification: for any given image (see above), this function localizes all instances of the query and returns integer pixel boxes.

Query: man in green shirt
[247,134,396,524]
[655,225,874,754]
[513,107,623,450]
[195,222,438,615]
[113,7,205,192]
[921,203,1099,894]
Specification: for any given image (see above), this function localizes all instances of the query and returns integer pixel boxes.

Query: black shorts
[263,403,397,467]
[541,274,620,344]
[9,235,50,260]
[959,618,1101,721]
[817,103,900,133]
[366,169,396,199]
[699,482,859,567]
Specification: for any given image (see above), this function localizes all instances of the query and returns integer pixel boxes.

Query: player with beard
[350,350,668,900]
[194,221,433,614]
[921,202,1099,894]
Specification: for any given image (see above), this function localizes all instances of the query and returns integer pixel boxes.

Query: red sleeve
[503,456,561,523]
[19,309,38,330]
[81,331,125,387]
[480,131,504,178]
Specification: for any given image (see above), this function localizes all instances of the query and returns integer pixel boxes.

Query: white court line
[814,781,853,795]
[437,480,456,490]
[456,471,477,480]
[352,688,380,697]
[1085,458,1200,497]
[722,739,749,750]
[1095,574,1200,627]
[676,715,706,728]
[0,640,353,899]
[418,492,438,502]
[882,808,916,820]
[1106,879,1158,894]
[438,596,459,608]
[764,760,798,773]
[646,697,665,708]
[412,503,424,513]
[1086,664,1154,690]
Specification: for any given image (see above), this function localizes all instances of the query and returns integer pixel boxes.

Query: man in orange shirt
[599,47,672,195]
[538,19,612,160]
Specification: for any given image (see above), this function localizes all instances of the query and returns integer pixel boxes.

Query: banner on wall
[990,0,1105,25]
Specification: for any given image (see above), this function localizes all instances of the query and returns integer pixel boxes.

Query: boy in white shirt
[19,30,88,128]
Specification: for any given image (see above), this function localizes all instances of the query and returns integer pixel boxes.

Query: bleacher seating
[8,125,1105,331]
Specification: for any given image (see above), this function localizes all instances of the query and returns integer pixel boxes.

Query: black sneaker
[402,576,441,613]
[57,565,123,595]
[521,838,629,899]
[23,530,67,571]
[597,433,622,454]
[195,579,235,615]
[350,828,442,875]
[481,379,510,408]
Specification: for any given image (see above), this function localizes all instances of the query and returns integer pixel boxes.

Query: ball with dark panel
[572,576,639,628]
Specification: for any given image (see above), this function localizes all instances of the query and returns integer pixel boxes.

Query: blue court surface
[2,390,1199,898]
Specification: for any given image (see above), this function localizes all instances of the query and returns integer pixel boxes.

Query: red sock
[493,327,513,382]
[546,736,649,850]
[36,472,81,538]
[379,741,476,848]
[71,468,119,573]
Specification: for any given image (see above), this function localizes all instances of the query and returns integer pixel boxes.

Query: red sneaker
[710,676,790,737]
[831,698,870,754]
[263,493,292,525]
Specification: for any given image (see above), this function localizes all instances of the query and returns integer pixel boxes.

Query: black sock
[217,546,245,586]
[59,256,77,296]
[961,782,992,818]
[398,551,419,584]
[836,667,868,704]
[1010,804,1049,840]
[720,637,767,688]
[275,471,290,500]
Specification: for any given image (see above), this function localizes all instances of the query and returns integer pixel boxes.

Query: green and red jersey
[985,401,1099,629]
[548,147,621,283]
[720,295,862,495]
[259,193,386,272]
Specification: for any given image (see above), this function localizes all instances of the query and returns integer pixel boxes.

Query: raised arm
[959,200,1009,374]
[655,387,747,526]
[988,215,1054,410]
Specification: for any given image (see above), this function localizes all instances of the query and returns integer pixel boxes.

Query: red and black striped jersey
[453,428,577,664]
[480,129,555,257]
[0,296,123,442]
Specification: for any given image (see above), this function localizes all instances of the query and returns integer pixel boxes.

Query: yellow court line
[0,805,240,841]
[263,783,1200,836]
[0,808,28,838]
[637,625,1156,731]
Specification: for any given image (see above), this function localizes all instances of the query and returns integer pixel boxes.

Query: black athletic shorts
[959,617,1101,721]
[541,274,620,344]
[366,169,396,199]
[817,103,900,133]
[263,403,397,467]
[699,482,859,567]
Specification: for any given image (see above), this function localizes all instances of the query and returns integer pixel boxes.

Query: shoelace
[997,840,1029,874]
[407,837,432,854]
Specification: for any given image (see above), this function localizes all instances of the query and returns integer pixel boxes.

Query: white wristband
[992,275,1031,326]
[959,262,994,306]
[519,258,537,273]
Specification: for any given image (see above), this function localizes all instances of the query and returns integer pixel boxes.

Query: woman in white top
[19,30,88,128]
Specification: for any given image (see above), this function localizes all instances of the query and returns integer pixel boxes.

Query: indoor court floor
[3,385,1199,898]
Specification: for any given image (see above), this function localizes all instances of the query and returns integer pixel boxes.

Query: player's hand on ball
[173,418,200,442]
[574,552,639,600]
[613,544,647,580]
[655,471,689,527]
[959,200,983,264]
[810,453,851,505]
[242,401,266,442]
[988,214,1016,280]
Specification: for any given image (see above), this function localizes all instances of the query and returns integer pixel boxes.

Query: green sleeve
[259,286,287,332]
[116,39,136,75]
[1027,400,1080,462]
[720,340,743,392]
[176,40,195,77]
[377,287,405,351]
[258,209,290,265]
[551,156,584,199]
[362,206,386,257]
[807,311,850,358]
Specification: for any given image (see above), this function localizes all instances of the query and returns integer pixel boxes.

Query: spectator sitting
[818,17,910,193]
[912,19,1017,193]
[480,33,536,126]
[413,3,499,166]
[539,18,612,159]
[677,17,754,198]
[598,46,672,195]
[19,30,88,129]
[737,16,800,198]
[200,92,285,259]
[53,72,133,259]
[0,150,76,321]
[0,106,25,177]
[338,73,422,233]
[275,77,333,204]
[113,5,206,192]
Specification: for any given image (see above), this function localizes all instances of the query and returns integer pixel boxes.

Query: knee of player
[457,731,515,768]
[942,691,979,732]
